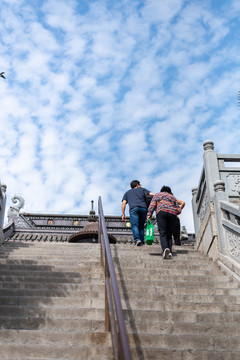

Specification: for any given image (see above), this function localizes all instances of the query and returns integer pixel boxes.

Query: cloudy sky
[0,0,240,232]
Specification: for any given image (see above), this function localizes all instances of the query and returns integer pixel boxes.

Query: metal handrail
[98,196,132,360]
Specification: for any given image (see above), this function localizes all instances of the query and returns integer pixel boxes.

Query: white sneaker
[163,248,170,259]
[168,252,173,258]
[135,240,142,246]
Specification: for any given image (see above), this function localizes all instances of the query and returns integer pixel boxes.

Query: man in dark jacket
[122,180,154,246]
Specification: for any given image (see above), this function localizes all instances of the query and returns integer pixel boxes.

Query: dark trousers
[156,211,178,253]
[172,216,181,245]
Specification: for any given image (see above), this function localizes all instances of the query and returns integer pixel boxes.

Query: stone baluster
[191,187,200,236]
[0,182,7,244]
[213,180,228,254]
[203,140,220,201]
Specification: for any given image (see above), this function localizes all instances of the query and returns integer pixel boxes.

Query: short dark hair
[161,186,173,195]
[130,180,140,188]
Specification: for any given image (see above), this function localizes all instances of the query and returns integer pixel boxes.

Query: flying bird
[0,72,6,79]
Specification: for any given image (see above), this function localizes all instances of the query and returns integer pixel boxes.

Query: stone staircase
[112,244,240,360]
[0,242,112,360]
[0,241,240,359]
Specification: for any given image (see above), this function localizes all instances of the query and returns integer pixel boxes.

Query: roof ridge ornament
[8,195,25,220]
[88,200,97,222]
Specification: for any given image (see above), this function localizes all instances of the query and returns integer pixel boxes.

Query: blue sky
[0,0,240,232]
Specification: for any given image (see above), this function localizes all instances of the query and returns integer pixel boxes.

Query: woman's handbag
[145,219,154,245]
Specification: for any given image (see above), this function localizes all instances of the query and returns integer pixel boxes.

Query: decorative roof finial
[88,200,97,222]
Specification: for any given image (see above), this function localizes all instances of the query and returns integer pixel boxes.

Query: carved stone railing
[192,140,240,281]
[0,182,7,245]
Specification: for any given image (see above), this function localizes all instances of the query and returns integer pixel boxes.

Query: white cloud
[141,0,184,22]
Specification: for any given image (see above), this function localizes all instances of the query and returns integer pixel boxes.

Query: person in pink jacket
[147,186,181,259]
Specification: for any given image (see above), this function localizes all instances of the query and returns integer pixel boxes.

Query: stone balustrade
[192,140,240,281]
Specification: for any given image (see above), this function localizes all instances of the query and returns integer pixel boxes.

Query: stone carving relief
[198,187,209,224]
[225,229,240,260]
[226,174,240,194]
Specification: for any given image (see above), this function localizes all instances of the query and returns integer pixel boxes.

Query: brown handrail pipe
[98,196,132,360]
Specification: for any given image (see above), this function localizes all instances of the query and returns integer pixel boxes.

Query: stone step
[117,272,231,283]
[130,347,240,360]
[2,306,240,326]
[0,306,105,321]
[120,291,240,304]
[120,298,240,312]
[1,287,239,306]
[0,282,105,292]
[0,274,104,284]
[0,296,105,308]
[128,333,240,351]
[1,294,240,311]
[0,257,219,270]
[0,288,105,299]
[0,265,224,280]
[1,280,239,295]
[0,269,103,279]
[2,295,232,314]
[0,316,105,331]
[0,263,103,274]
[0,329,111,345]
[0,276,236,291]
[126,320,240,336]
[0,258,100,265]
[0,270,232,286]
[123,309,240,324]
[115,267,224,277]
[117,278,239,289]
[113,258,220,268]
[0,343,113,360]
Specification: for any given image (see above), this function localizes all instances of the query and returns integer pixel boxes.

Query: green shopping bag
[145,219,154,245]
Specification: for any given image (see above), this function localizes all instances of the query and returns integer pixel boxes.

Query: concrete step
[123,308,240,324]
[120,298,240,312]
[0,282,104,292]
[0,275,104,285]
[114,267,225,277]
[1,286,239,303]
[117,278,239,289]
[0,343,113,360]
[0,296,105,308]
[0,269,103,279]
[0,264,103,275]
[0,316,105,331]
[3,288,236,306]
[126,320,240,336]
[130,347,240,360]
[116,272,232,283]
[0,329,111,346]
[0,305,105,320]
[128,333,240,351]
[120,291,240,304]
[0,288,105,299]
[0,258,221,273]
[1,281,239,296]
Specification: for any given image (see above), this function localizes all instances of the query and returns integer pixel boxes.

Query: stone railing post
[0,182,7,244]
[191,187,200,235]
[213,180,228,254]
[203,140,220,200]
